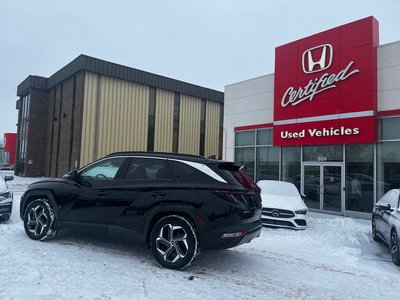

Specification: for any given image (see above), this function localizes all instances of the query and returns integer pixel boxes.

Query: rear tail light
[232,170,260,192]
[214,190,248,208]
[215,189,261,209]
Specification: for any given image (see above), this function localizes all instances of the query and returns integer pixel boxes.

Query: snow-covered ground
[1,171,399,300]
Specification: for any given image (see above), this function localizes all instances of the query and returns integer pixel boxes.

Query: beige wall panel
[205,101,220,158]
[80,72,99,166]
[97,76,149,157]
[178,95,201,155]
[154,89,174,152]
[81,72,149,164]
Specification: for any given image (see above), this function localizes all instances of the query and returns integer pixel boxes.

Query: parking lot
[1,173,399,300]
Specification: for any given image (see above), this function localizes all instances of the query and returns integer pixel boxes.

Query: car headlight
[0,189,11,198]
[295,208,307,215]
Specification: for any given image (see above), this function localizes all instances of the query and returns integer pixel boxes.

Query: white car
[0,173,14,222]
[257,180,308,230]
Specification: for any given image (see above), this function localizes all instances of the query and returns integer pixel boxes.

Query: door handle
[96,191,108,197]
[152,191,166,198]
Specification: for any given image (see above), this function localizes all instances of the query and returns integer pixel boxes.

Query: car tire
[23,198,58,241]
[391,230,400,266]
[371,219,382,243]
[150,215,199,270]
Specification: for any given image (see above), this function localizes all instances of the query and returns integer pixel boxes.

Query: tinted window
[80,157,125,180]
[386,190,399,209]
[169,160,219,184]
[124,158,173,180]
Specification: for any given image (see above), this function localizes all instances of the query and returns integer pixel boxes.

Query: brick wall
[25,89,50,177]
[47,72,85,177]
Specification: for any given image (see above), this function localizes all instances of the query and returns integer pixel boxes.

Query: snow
[1,172,399,299]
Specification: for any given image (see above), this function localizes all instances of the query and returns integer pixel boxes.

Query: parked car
[0,173,14,221]
[257,180,308,230]
[371,189,400,266]
[0,163,14,171]
[20,152,262,269]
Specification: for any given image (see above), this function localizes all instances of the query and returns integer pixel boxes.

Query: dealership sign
[273,17,379,146]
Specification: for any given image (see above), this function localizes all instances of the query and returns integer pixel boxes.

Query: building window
[235,131,255,147]
[345,144,374,212]
[235,128,279,181]
[199,99,206,156]
[303,144,343,162]
[172,93,180,153]
[18,95,30,170]
[379,117,400,140]
[147,87,156,152]
[377,141,400,198]
[377,117,400,199]
[281,146,301,190]
[256,146,279,181]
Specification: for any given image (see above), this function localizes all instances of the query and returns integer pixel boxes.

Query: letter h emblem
[302,44,333,74]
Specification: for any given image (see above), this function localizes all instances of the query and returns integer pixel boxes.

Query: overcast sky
[1,0,399,137]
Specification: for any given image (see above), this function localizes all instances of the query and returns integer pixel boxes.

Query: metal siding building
[16,55,224,177]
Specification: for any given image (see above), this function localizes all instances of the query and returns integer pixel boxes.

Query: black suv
[20,152,262,269]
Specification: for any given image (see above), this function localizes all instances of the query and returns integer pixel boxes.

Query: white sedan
[257,180,308,230]
[0,172,14,222]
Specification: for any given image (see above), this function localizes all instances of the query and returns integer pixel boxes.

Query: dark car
[372,189,400,266]
[0,173,14,221]
[20,152,262,269]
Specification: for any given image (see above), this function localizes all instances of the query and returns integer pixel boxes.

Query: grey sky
[1,0,399,137]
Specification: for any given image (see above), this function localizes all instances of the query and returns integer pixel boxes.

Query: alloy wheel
[155,223,189,263]
[26,204,50,237]
[151,215,198,269]
[391,231,400,266]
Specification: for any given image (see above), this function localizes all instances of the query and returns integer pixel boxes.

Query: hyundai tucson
[20,152,262,269]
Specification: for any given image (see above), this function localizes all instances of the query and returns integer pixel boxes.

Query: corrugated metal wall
[80,72,149,166]
[154,89,174,152]
[179,95,201,155]
[80,72,222,166]
[205,100,221,157]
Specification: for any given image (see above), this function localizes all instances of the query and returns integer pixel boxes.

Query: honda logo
[302,44,333,74]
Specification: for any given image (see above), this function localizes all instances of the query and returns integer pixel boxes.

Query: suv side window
[169,160,219,184]
[79,157,125,180]
[124,157,173,181]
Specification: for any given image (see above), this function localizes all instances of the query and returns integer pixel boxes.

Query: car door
[382,190,400,242]
[60,156,128,233]
[374,192,390,241]
[108,157,174,242]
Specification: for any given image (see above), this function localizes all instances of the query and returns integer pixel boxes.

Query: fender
[143,202,200,244]
[20,189,60,227]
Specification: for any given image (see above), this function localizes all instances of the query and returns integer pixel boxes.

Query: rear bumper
[200,219,262,250]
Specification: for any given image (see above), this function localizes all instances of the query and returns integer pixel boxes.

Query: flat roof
[17,54,224,103]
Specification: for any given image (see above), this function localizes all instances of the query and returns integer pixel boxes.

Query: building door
[302,163,344,214]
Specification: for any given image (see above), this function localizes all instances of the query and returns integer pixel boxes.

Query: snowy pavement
[1,172,399,300]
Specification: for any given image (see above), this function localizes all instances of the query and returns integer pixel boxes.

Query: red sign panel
[3,133,17,165]
[273,17,379,146]
[3,133,16,152]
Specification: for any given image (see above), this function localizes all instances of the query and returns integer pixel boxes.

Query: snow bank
[0,175,399,299]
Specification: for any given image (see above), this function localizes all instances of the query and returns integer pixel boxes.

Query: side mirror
[4,175,14,181]
[68,170,79,181]
[378,203,392,212]
[300,193,306,200]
